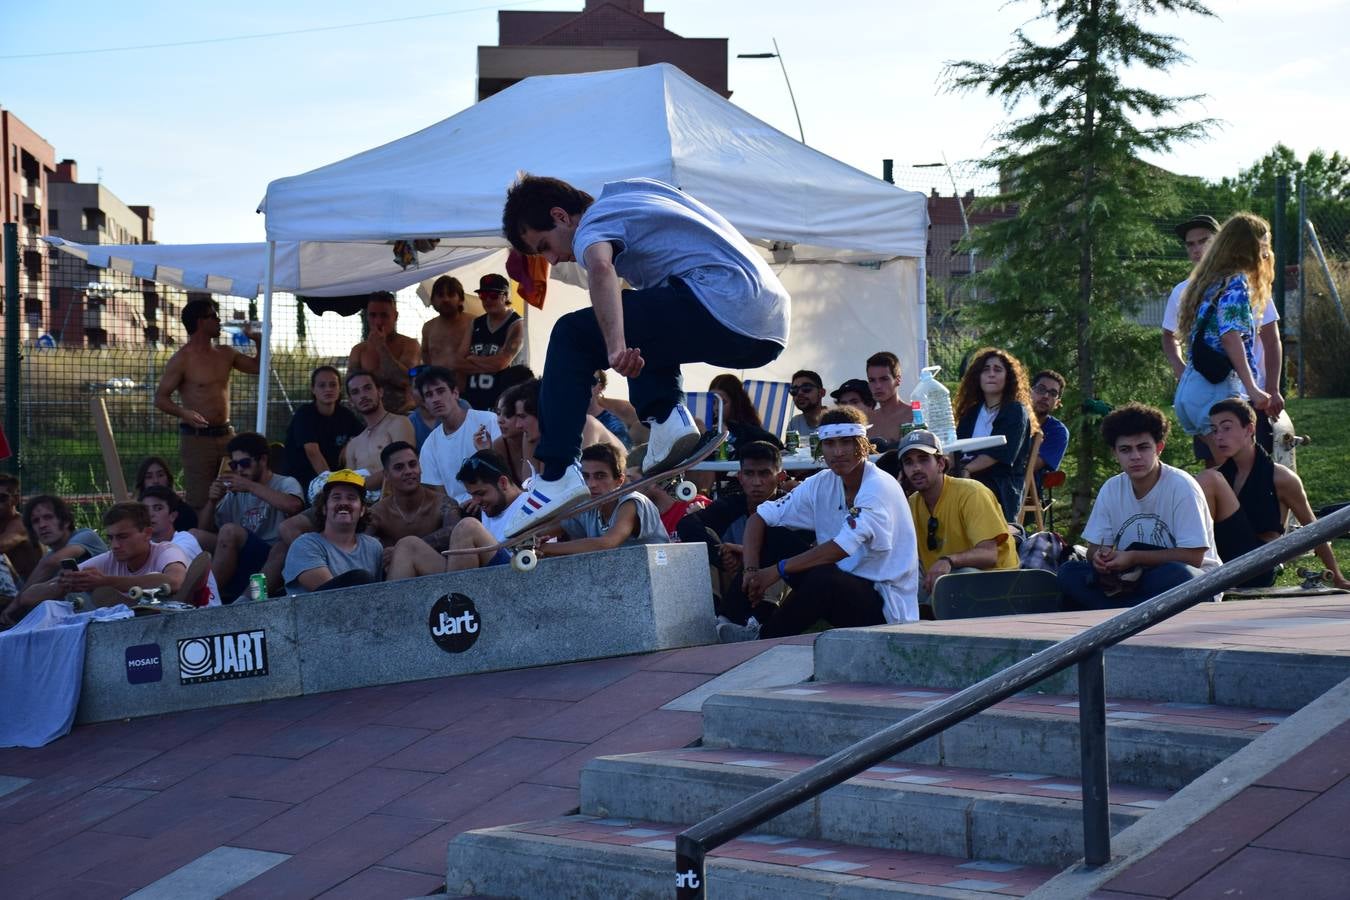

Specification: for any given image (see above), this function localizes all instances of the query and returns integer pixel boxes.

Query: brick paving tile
[30,879,131,900]
[640,636,808,674]
[221,813,443,900]
[520,670,712,743]
[531,708,703,789]
[0,746,159,824]
[229,766,437,854]
[1174,846,1350,900]
[164,710,303,758]
[503,654,654,701]
[101,747,222,791]
[1252,776,1350,858]
[284,686,427,730]
[1103,785,1315,897]
[377,697,572,773]
[379,737,584,821]
[1255,720,1350,792]
[232,724,431,804]
[0,820,149,895]
[372,683,504,731]
[0,786,154,866]
[0,720,141,779]
[242,691,343,722]
[236,720,360,760]
[106,705,250,753]
[315,864,445,899]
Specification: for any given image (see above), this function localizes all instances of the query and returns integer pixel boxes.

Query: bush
[1301,258,1350,397]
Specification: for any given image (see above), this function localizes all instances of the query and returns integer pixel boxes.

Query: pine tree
[946,0,1214,528]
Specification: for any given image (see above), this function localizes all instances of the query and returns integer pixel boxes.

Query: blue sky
[3,0,1347,245]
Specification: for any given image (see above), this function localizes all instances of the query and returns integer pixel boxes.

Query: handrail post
[1078,649,1110,866]
[676,834,707,898]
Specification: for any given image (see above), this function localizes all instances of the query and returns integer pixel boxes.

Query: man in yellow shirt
[899,430,1018,601]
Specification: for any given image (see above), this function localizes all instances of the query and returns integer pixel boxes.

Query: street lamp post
[737,38,805,145]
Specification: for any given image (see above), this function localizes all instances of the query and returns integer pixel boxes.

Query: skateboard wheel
[674,480,697,502]
[512,548,539,572]
[127,586,143,600]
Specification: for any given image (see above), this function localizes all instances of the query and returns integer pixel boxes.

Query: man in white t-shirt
[499,175,789,535]
[414,365,501,507]
[141,486,220,606]
[1058,403,1218,610]
[1162,214,1284,454]
[719,407,919,642]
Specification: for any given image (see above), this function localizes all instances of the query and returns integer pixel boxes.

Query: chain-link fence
[1296,184,1350,398]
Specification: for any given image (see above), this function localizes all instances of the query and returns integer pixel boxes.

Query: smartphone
[60,558,79,572]
[217,457,233,478]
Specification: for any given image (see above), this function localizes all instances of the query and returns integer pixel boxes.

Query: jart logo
[177,630,268,685]
[427,593,481,654]
[125,643,163,684]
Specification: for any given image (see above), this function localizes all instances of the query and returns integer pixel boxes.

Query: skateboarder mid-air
[500,175,790,536]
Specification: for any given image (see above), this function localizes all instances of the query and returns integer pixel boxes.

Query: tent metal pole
[917,255,929,368]
[255,241,277,434]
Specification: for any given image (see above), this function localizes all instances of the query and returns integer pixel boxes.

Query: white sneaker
[504,465,590,537]
[716,617,762,643]
[642,404,700,474]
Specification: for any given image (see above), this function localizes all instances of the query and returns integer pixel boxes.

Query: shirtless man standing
[341,370,415,493]
[348,292,421,415]
[420,276,474,390]
[154,299,260,509]
[866,351,912,450]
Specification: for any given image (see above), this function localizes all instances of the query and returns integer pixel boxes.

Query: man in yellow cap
[282,470,384,594]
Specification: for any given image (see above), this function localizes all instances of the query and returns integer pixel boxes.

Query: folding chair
[741,379,794,440]
[1018,432,1046,531]
[682,391,722,432]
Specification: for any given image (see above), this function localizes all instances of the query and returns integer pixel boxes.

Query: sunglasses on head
[408,364,429,379]
[465,456,506,478]
[927,515,940,551]
[227,457,255,471]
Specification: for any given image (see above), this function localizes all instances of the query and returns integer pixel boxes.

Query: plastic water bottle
[911,366,956,445]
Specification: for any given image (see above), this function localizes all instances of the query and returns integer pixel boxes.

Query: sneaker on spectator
[642,405,700,474]
[504,465,589,537]
[173,552,213,606]
[717,617,762,643]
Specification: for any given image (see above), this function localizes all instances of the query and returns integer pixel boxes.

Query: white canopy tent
[257,63,930,431]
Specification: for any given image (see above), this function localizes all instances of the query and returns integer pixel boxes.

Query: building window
[48,209,58,229]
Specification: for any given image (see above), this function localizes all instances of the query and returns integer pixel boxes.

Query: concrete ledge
[76,543,713,724]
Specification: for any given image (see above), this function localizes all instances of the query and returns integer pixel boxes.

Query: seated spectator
[543,444,665,558]
[140,485,220,606]
[955,347,1038,522]
[283,470,384,594]
[710,373,783,454]
[1057,403,1218,610]
[200,432,304,602]
[386,450,529,577]
[866,351,913,450]
[675,441,813,627]
[489,388,535,486]
[1029,370,1070,495]
[284,365,364,493]
[591,369,646,445]
[134,456,198,531]
[589,371,633,448]
[829,378,875,417]
[343,369,416,493]
[0,474,38,580]
[458,274,527,412]
[348,291,422,414]
[1209,398,1350,589]
[493,378,624,490]
[16,502,194,611]
[407,385,438,452]
[367,441,463,558]
[415,365,502,507]
[786,370,828,437]
[0,494,107,627]
[719,407,919,641]
[899,430,1018,603]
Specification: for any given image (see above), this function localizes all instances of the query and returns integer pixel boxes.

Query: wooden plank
[90,396,130,502]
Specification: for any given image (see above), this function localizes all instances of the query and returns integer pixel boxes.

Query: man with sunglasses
[348,292,422,415]
[200,432,304,602]
[458,274,527,412]
[1029,370,1070,495]
[786,370,828,437]
[899,430,1017,603]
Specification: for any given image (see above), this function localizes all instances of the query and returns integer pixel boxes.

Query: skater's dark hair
[737,441,782,468]
[457,449,520,489]
[103,501,151,531]
[1209,397,1256,428]
[1101,402,1169,448]
[580,443,626,479]
[502,174,595,255]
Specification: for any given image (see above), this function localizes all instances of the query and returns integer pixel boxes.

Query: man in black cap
[458,273,527,411]
[829,378,875,417]
[1161,214,1283,455]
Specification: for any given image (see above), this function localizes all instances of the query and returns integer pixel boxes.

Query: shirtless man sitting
[367,441,463,566]
[348,292,421,415]
[420,276,474,390]
[154,299,261,509]
[341,369,415,493]
[866,351,912,450]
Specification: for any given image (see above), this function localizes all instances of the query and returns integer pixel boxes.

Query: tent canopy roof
[260,63,927,260]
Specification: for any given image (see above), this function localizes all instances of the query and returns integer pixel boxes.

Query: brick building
[1,107,57,342]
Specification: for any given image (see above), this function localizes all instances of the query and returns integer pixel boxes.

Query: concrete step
[699,682,1284,790]
[812,627,1350,711]
[447,815,1059,899]
[578,748,1170,868]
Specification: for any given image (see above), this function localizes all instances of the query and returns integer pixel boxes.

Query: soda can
[248,573,268,601]
[785,431,800,453]
[809,432,822,460]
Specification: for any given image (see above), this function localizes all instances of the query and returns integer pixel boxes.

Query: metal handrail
[674,505,1350,897]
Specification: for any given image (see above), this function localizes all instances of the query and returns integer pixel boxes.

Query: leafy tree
[946,0,1213,528]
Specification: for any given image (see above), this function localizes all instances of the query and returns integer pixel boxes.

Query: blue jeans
[1057,557,1205,611]
[536,279,783,475]
[1173,366,1241,436]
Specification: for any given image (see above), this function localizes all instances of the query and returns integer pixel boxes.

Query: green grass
[1271,398,1350,586]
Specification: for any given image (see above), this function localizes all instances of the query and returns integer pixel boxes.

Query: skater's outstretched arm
[583,242,644,378]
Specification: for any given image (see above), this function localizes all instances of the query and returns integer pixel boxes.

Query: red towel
[506,249,551,309]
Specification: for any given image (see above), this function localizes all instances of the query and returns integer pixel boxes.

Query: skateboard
[1270,409,1308,471]
[445,430,727,573]
[125,585,197,615]
[927,569,1063,620]
[1225,567,1345,599]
